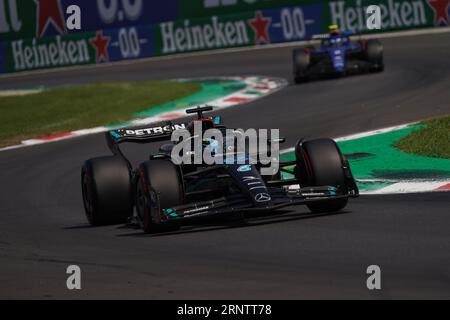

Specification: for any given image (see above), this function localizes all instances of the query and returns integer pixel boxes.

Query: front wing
[156,186,358,223]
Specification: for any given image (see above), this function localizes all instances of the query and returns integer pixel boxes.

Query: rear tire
[81,156,132,226]
[295,139,349,213]
[293,49,310,83]
[366,39,384,72]
[136,160,184,233]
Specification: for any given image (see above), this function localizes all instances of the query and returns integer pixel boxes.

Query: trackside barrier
[0,0,448,74]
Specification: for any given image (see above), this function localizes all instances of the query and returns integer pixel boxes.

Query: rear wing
[310,31,354,40]
[106,122,188,155]
[106,106,215,159]
[311,33,330,40]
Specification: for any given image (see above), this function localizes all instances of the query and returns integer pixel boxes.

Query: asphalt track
[0,33,449,299]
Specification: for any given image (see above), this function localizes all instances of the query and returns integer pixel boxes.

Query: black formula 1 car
[82,107,359,233]
[293,32,384,83]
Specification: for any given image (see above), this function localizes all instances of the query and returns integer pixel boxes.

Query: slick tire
[295,138,349,213]
[82,156,132,226]
[366,39,384,72]
[293,49,310,84]
[136,160,184,234]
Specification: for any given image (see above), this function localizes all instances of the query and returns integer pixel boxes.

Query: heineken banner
[156,3,323,55]
[3,24,155,73]
[0,0,178,42]
[156,0,449,55]
[324,0,449,33]
[0,0,449,74]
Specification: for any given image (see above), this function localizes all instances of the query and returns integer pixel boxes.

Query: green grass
[0,80,200,147]
[395,115,450,159]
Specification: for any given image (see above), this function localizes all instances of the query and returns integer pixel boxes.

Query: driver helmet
[329,25,341,36]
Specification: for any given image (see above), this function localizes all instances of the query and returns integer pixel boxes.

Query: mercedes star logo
[255,193,271,203]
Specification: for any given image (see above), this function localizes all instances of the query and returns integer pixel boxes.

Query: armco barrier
[0,0,449,75]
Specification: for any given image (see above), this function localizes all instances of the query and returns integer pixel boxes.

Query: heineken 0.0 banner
[324,0,450,33]
[156,0,450,55]
[0,0,449,74]
[181,0,450,30]
[3,24,155,73]
[0,0,178,42]
[156,3,323,55]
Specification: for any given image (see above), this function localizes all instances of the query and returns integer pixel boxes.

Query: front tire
[136,160,184,233]
[295,139,349,213]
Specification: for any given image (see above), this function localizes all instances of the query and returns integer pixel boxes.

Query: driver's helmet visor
[329,24,340,35]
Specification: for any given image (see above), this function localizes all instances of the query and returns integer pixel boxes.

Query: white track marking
[281,124,450,195]
[0,76,286,152]
[0,89,43,97]
[367,180,450,194]
[280,123,417,154]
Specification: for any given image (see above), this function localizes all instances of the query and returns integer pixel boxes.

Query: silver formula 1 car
[82,107,359,233]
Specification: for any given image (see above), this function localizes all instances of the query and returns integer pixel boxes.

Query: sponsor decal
[6,23,154,72]
[0,0,178,42]
[243,176,267,190]
[301,192,327,196]
[117,124,186,137]
[10,35,91,71]
[328,0,438,32]
[163,208,178,217]
[158,4,322,55]
[183,206,210,215]
[0,0,22,35]
[427,0,450,25]
[89,30,111,63]
[99,25,154,64]
[328,186,338,196]
[89,0,178,31]
[255,193,271,202]
[36,0,67,37]
[159,16,251,54]
[249,10,272,44]
[237,165,252,172]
